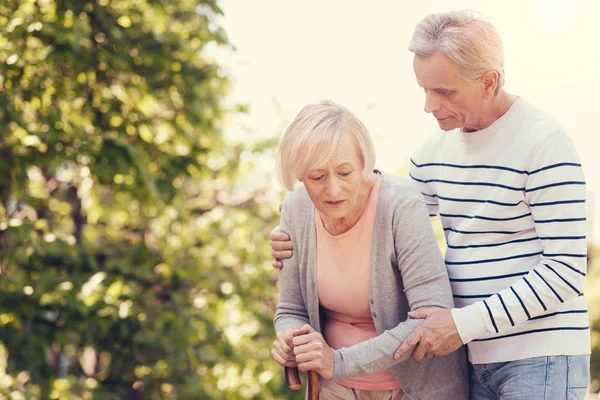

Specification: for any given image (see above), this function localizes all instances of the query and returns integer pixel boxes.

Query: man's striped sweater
[409,98,590,364]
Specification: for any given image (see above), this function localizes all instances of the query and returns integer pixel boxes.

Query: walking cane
[285,367,320,399]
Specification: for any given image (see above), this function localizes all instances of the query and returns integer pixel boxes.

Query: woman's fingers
[271,347,297,367]
[289,328,335,380]
[295,350,326,364]
[273,340,296,361]
[272,329,298,367]
[292,324,316,337]
[272,328,297,369]
[297,358,323,373]
[293,340,325,358]
[291,326,319,347]
[278,327,296,347]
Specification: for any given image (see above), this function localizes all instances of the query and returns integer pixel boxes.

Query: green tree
[0,1,293,398]
[586,244,600,393]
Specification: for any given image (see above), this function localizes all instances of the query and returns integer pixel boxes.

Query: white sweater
[409,98,590,364]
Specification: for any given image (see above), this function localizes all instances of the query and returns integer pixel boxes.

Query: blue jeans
[470,355,590,400]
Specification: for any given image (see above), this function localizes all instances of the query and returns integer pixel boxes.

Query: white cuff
[451,302,489,344]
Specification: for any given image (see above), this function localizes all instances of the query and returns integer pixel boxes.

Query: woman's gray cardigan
[274,173,469,400]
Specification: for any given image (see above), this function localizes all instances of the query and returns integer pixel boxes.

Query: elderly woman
[271,100,468,399]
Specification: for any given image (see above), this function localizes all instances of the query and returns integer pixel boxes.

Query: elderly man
[271,10,590,399]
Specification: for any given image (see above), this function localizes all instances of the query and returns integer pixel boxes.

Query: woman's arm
[273,195,311,333]
[298,197,453,381]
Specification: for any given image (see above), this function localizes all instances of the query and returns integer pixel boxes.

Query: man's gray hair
[409,10,505,93]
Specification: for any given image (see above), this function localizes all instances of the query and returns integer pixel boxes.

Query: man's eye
[339,172,351,177]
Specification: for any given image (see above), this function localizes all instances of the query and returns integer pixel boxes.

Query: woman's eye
[310,175,324,181]
[339,172,351,177]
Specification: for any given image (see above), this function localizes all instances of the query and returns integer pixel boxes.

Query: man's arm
[395,132,587,359]
[408,156,439,218]
[451,132,587,343]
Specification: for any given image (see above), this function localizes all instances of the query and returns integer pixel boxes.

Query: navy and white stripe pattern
[408,100,590,364]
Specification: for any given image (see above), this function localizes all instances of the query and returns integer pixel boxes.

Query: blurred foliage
[0,0,297,398]
[0,0,597,399]
[587,245,600,393]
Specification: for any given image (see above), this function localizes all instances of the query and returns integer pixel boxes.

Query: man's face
[413,52,485,132]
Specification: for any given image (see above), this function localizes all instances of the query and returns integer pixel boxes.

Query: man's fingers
[270,229,291,243]
[272,259,283,269]
[412,340,428,361]
[424,352,434,360]
[407,308,432,320]
[393,329,422,360]
[271,239,293,251]
[272,250,292,260]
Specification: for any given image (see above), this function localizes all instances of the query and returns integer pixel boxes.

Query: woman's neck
[321,172,377,236]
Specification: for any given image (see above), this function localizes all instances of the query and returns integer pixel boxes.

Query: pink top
[315,174,400,391]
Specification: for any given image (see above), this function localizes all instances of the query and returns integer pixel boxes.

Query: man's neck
[462,90,519,133]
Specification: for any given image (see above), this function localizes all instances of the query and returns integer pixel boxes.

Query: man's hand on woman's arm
[393,307,463,361]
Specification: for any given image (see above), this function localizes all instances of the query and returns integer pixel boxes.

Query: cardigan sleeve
[273,192,311,333]
[332,197,454,380]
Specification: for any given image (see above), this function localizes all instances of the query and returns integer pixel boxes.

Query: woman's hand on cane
[292,324,335,380]
[271,327,298,367]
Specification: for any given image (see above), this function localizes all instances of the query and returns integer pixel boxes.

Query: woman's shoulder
[283,184,311,207]
[378,172,424,209]
[281,185,313,224]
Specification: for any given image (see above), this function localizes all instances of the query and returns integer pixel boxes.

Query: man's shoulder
[516,99,568,141]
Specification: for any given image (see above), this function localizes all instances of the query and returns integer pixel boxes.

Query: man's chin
[437,123,457,131]
[436,119,459,131]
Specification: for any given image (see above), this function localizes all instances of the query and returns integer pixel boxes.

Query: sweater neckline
[458,97,524,142]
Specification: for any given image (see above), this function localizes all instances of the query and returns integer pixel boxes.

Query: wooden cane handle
[307,370,320,400]
[285,367,302,390]
[284,367,320,398]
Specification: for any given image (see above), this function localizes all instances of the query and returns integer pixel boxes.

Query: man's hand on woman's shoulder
[270,226,293,269]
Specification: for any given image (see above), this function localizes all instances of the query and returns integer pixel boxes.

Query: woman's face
[301,134,365,221]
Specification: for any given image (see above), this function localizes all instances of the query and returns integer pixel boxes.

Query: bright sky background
[218,0,600,244]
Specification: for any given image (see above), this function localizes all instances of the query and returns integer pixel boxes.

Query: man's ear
[481,70,499,99]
